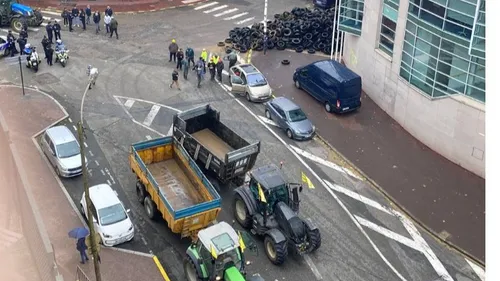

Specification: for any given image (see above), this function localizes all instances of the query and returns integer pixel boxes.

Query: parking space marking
[146,135,152,140]
[203,5,228,13]
[257,115,278,127]
[84,142,88,148]
[465,259,485,281]
[194,1,218,10]
[143,105,161,127]
[214,8,238,17]
[124,99,135,109]
[72,125,77,131]
[224,12,248,20]
[94,160,100,166]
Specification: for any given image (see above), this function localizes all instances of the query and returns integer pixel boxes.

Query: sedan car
[229,63,273,102]
[264,97,315,140]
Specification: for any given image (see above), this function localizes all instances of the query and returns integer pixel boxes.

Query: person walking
[93,11,101,34]
[216,57,224,82]
[76,237,89,264]
[195,57,204,88]
[71,5,80,28]
[109,16,118,39]
[53,20,61,40]
[61,8,69,26]
[181,57,189,80]
[85,234,101,264]
[85,5,91,25]
[176,48,184,70]
[46,45,54,66]
[185,46,195,69]
[45,21,53,43]
[68,9,74,31]
[79,9,86,30]
[200,49,208,73]
[169,70,181,90]
[103,13,111,34]
[207,58,216,81]
[168,39,178,63]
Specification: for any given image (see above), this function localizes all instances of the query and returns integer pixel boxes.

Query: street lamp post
[78,77,102,281]
[263,0,268,34]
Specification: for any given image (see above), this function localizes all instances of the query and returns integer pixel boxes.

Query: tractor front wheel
[183,257,207,281]
[307,228,322,252]
[264,235,287,265]
[234,194,252,229]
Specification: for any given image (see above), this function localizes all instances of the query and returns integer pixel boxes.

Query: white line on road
[83,142,88,148]
[181,0,201,3]
[88,168,93,177]
[145,135,152,140]
[40,22,47,27]
[41,10,61,16]
[203,5,227,13]
[88,150,94,157]
[236,17,255,25]
[94,160,99,166]
[194,1,218,10]
[465,258,485,281]
[304,255,323,280]
[114,95,181,113]
[224,12,248,20]
[214,8,238,17]
[143,104,161,127]
[112,189,118,196]
[68,118,72,123]
[257,115,278,127]
[28,27,39,32]
[72,125,77,131]
[354,215,421,251]
[167,125,173,136]
[124,99,135,109]
[1,28,18,35]
[108,179,113,186]
[324,181,393,215]
[101,169,106,176]
[290,145,363,180]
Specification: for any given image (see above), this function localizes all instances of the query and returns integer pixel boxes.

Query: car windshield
[56,141,80,158]
[287,109,307,122]
[247,73,268,87]
[99,204,127,226]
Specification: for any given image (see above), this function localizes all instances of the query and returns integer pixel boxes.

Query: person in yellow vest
[200,49,208,73]
[85,234,101,264]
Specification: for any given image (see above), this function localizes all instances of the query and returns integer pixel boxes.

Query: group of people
[41,36,67,66]
[60,5,118,38]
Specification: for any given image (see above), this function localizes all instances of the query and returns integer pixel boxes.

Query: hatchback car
[80,184,135,247]
[264,97,315,140]
[229,63,273,102]
[41,125,87,177]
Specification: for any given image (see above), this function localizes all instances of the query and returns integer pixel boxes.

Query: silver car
[41,125,87,177]
[229,64,273,102]
[264,97,315,140]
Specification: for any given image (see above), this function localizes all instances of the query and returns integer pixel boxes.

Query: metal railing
[75,266,92,281]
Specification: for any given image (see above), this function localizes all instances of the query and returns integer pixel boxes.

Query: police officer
[6,30,17,57]
[17,36,26,55]
[19,28,28,40]
[53,20,61,40]
[41,35,50,59]
[46,45,54,66]
[46,21,53,43]
[207,58,216,81]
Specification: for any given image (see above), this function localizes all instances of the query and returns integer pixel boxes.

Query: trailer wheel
[144,196,159,220]
[234,194,252,229]
[264,235,287,265]
[136,181,146,204]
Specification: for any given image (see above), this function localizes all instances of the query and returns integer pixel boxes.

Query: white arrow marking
[224,12,248,20]
[214,8,238,17]
[194,1,218,10]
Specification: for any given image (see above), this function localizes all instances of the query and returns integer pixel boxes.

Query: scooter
[24,45,41,72]
[55,49,69,67]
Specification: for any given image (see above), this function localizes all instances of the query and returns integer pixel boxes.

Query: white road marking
[167,125,173,136]
[72,125,77,131]
[88,168,93,177]
[28,27,39,32]
[101,169,106,176]
[124,99,135,109]
[221,69,229,76]
[225,12,248,20]
[355,215,421,251]
[68,117,72,123]
[83,142,88,148]
[42,16,52,20]
[181,0,201,3]
[214,78,409,281]
[143,105,161,127]
[1,28,18,35]
[94,160,99,166]
[107,180,112,186]
[236,17,255,25]
[114,95,181,113]
[304,255,323,280]
[214,8,238,17]
[88,150,93,157]
[465,258,485,281]
[194,1,218,10]
[324,181,393,215]
[40,22,47,27]
[105,167,116,184]
[145,135,152,140]
[257,115,278,127]
[203,5,228,13]
[42,10,61,16]
[290,145,363,180]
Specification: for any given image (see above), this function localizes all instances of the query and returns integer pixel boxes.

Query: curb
[313,133,485,267]
[153,255,171,281]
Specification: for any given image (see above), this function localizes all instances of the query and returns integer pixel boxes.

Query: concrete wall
[341,0,485,178]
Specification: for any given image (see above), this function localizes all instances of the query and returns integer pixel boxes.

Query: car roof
[271,97,300,111]
[198,221,240,256]
[250,164,286,190]
[311,60,360,83]
[89,184,121,208]
[237,64,261,74]
[45,126,78,145]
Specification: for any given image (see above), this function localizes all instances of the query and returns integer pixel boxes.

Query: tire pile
[226,7,339,54]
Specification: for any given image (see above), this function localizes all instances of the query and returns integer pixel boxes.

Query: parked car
[264,96,315,140]
[41,125,87,177]
[80,183,135,247]
[293,59,362,113]
[229,63,273,102]
[0,35,9,56]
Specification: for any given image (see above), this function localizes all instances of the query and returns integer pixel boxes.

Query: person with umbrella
[68,227,90,264]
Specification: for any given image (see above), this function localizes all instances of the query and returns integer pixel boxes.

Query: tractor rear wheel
[264,235,287,265]
[307,228,322,252]
[10,17,23,33]
[234,194,252,229]
[183,257,207,281]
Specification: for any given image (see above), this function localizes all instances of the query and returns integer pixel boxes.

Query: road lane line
[203,5,228,13]
[214,79,408,281]
[143,105,161,127]
[214,8,238,17]
[84,142,88,148]
[325,181,393,215]
[88,150,94,157]
[465,258,485,281]
[167,125,173,136]
[304,255,323,280]
[194,1,218,10]
[146,135,152,140]
[88,168,93,177]
[290,145,362,180]
[181,0,201,3]
[68,117,72,123]
[113,95,181,113]
[124,99,135,109]
[224,12,248,20]
[94,160,99,166]
[72,125,77,131]
[42,10,61,16]
[354,215,421,251]
[257,115,278,127]
[236,17,255,25]
[101,169,106,176]
[108,180,112,186]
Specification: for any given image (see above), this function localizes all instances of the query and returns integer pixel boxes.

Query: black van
[293,60,362,113]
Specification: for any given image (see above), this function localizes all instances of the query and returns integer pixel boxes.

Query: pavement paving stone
[250,50,485,262]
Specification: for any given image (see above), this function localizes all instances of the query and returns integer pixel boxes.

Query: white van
[80,184,134,246]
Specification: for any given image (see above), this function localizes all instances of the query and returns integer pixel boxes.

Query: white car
[80,184,134,246]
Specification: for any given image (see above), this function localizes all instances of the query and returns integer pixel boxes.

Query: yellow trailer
[130,136,221,239]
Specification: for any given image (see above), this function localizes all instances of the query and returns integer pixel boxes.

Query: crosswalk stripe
[40,22,48,27]
[214,8,238,17]
[236,17,255,25]
[28,27,39,32]
[1,28,18,35]
[181,0,201,3]
[143,105,161,127]
[203,5,228,13]
[42,10,61,16]
[124,99,135,109]
[224,12,248,20]
[42,16,52,20]
[194,1,218,10]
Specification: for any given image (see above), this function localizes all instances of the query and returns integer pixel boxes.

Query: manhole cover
[34,73,60,85]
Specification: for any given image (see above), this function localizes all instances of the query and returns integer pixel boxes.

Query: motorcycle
[24,46,41,72]
[55,49,69,67]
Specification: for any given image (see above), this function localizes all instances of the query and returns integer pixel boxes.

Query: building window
[339,0,365,36]
[469,0,485,58]
[378,0,399,56]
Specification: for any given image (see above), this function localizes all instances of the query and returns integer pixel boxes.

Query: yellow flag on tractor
[210,244,218,259]
[238,231,246,253]
[301,172,315,189]
[257,183,267,203]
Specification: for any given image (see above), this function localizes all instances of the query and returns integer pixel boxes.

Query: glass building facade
[339,0,365,35]
[378,0,400,55]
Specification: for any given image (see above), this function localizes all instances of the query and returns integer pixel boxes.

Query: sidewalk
[21,0,207,13]
[251,51,485,263]
[0,85,166,281]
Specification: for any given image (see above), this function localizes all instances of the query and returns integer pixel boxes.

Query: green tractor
[233,164,321,265]
[184,221,264,281]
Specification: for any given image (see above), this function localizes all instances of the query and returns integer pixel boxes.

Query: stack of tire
[226,7,339,54]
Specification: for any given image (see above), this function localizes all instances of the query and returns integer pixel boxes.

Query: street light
[263,0,268,34]
[78,68,102,281]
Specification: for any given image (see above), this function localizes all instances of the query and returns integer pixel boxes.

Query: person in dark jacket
[85,5,91,25]
[79,9,86,30]
[216,57,224,82]
[105,6,113,16]
[61,8,68,26]
[181,57,189,80]
[195,57,204,88]
[45,21,53,43]
[53,21,61,40]
[176,48,184,70]
[17,37,26,55]
[71,5,79,28]
[109,17,118,39]
[207,59,216,81]
[41,35,50,59]
[169,70,181,90]
[168,39,178,62]
[76,237,89,264]
[6,31,17,57]
[185,47,195,69]
[93,11,101,34]
[19,28,28,40]
[46,45,54,66]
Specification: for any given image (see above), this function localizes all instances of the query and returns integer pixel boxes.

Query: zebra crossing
[192,1,262,27]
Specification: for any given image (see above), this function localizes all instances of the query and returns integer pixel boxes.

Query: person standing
[41,35,50,59]
[195,57,204,88]
[169,70,181,90]
[103,13,111,34]
[19,27,28,40]
[45,21,53,43]
[79,9,86,30]
[109,16,118,39]
[200,48,208,72]
[176,48,184,70]
[6,31,17,57]
[61,8,69,26]
[76,237,89,264]
[216,57,224,82]
[105,6,113,16]
[225,50,237,68]
[71,5,80,28]
[168,39,178,63]
[53,20,61,40]
[85,234,101,264]
[185,46,195,69]
[46,45,54,66]
[93,11,101,34]
[208,59,216,81]
[85,5,91,25]
[181,57,189,80]
[17,36,26,55]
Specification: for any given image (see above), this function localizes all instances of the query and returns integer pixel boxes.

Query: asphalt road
[0,5,485,281]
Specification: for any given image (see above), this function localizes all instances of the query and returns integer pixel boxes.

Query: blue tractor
[0,0,44,32]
